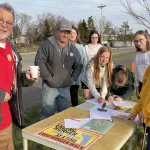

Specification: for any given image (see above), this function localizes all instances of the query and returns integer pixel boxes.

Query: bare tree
[118,21,133,46]
[25,21,37,46]
[35,13,63,43]
[14,12,32,48]
[93,16,113,34]
[121,0,150,29]
[13,12,20,43]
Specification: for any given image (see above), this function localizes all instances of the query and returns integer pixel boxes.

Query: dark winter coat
[0,38,34,129]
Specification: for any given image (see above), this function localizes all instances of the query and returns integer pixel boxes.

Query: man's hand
[4,92,11,102]
[98,97,105,103]
[26,69,40,81]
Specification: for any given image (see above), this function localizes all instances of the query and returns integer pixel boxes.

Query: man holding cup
[35,19,82,119]
[0,3,38,150]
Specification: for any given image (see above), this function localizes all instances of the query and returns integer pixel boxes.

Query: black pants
[146,127,150,150]
[138,81,143,93]
[70,85,79,107]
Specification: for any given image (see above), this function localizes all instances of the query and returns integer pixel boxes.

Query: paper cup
[29,66,39,79]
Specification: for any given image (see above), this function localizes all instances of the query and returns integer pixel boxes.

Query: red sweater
[0,40,15,129]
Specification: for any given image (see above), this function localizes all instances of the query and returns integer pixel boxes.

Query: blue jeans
[41,84,71,120]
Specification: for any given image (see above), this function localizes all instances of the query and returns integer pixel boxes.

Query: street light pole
[97,4,106,44]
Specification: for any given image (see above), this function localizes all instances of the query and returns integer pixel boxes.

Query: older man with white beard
[0,3,39,150]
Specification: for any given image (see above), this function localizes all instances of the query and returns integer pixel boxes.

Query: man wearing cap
[35,18,82,119]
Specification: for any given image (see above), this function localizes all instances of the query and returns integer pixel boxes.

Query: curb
[111,47,134,50]
[20,52,37,55]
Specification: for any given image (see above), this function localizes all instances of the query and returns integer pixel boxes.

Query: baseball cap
[57,19,72,32]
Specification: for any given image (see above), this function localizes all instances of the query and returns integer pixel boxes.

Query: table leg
[23,138,28,150]
[128,134,133,150]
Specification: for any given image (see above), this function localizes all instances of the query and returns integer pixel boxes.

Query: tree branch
[120,0,150,29]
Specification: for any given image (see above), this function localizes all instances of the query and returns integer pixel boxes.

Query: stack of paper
[64,118,91,128]
[89,106,113,120]
[111,110,130,119]
[113,100,136,108]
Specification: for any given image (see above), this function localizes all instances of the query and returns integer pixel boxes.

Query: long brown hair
[71,26,82,44]
[134,30,150,52]
[87,46,112,86]
[88,30,101,44]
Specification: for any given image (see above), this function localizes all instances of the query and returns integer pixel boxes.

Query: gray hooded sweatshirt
[35,36,82,88]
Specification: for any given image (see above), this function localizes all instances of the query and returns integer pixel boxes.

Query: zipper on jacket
[16,85,22,126]
[61,64,64,86]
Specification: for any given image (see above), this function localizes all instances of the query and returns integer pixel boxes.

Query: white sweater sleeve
[85,67,100,99]
[134,56,139,87]
[100,72,108,98]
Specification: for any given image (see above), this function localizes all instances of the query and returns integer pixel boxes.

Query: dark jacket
[35,36,82,88]
[106,65,134,100]
[0,38,34,129]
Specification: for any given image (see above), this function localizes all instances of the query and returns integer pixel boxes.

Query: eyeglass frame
[0,16,13,28]
[133,38,146,44]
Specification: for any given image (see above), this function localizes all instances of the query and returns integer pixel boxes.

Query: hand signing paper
[98,97,105,103]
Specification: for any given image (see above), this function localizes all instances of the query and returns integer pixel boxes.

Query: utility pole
[97,4,106,44]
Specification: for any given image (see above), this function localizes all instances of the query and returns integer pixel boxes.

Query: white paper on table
[113,100,136,108]
[86,98,110,106]
[111,110,130,119]
[89,106,113,120]
[64,118,92,128]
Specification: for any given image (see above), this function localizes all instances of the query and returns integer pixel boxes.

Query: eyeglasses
[0,17,13,28]
[134,38,146,44]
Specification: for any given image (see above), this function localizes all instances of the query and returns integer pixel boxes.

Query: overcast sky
[0,0,148,33]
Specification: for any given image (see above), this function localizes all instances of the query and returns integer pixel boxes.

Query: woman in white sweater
[134,30,150,98]
[82,46,113,103]
[85,30,102,63]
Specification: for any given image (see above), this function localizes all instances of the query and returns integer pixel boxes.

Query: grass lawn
[112,51,135,58]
